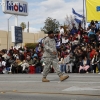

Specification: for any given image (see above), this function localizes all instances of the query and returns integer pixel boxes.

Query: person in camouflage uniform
[42,31,69,82]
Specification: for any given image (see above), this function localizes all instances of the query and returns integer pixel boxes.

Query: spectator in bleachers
[21,60,29,73]
[88,20,96,30]
[96,31,100,46]
[33,56,41,73]
[60,26,64,35]
[2,50,9,60]
[79,56,90,73]
[95,21,100,33]
[58,56,65,73]
[64,53,73,73]
[70,23,78,35]
[1,20,100,74]
[91,51,100,73]
[6,56,15,73]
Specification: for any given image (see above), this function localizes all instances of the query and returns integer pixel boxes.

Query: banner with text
[86,0,100,22]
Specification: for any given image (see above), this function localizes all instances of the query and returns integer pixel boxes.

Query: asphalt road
[0,73,100,100]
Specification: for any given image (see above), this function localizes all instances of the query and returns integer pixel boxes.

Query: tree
[64,15,78,29]
[20,22,26,31]
[63,23,69,33]
[41,17,60,33]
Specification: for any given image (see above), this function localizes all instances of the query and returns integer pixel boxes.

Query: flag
[72,8,84,24]
[86,0,100,22]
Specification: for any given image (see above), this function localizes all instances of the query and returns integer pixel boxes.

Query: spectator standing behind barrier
[42,31,69,82]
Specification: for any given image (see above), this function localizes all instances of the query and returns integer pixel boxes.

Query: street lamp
[7,15,14,50]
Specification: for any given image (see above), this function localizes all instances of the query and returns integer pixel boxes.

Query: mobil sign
[2,0,28,16]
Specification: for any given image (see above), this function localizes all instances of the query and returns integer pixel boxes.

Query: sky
[0,0,85,33]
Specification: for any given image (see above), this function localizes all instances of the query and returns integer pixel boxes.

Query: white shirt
[60,28,64,35]
[2,61,6,66]
[62,37,66,43]
[56,41,60,46]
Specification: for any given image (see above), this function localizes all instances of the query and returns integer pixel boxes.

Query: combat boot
[42,77,50,82]
[60,75,69,81]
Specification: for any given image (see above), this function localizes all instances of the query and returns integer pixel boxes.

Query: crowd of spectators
[0,20,100,74]
[0,45,44,74]
[55,20,100,74]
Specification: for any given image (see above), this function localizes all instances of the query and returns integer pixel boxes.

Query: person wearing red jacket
[90,47,96,60]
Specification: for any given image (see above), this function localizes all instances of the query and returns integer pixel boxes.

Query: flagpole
[83,0,85,29]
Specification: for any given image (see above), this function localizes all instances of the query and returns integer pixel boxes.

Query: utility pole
[7,15,14,50]
[27,21,29,33]
[15,15,18,46]
[83,0,86,29]
[7,15,19,50]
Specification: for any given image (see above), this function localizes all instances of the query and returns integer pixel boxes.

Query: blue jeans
[97,62,100,72]
[60,64,66,73]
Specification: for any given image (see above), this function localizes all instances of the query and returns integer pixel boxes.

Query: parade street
[0,73,100,100]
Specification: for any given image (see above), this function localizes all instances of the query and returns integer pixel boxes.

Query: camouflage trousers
[42,58,63,78]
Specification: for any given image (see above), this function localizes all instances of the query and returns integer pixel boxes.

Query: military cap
[47,30,54,34]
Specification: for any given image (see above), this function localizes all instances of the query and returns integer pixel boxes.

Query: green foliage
[41,17,60,33]
[25,43,38,49]
[20,22,26,31]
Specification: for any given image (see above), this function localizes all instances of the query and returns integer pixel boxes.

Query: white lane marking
[0,81,100,83]
[62,86,100,91]
[0,76,100,78]
[67,81,100,83]
[69,76,100,77]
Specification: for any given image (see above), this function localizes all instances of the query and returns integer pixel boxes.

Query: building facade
[0,30,47,50]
